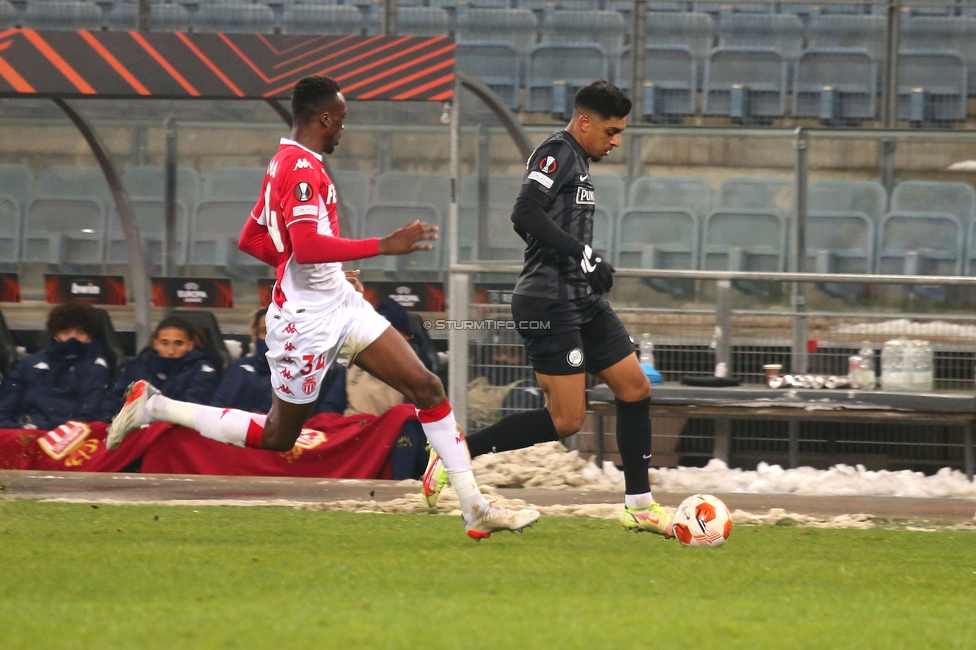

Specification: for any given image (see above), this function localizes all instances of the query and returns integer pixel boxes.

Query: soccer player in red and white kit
[106,75,539,539]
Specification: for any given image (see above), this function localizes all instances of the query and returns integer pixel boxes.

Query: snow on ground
[470,442,976,500]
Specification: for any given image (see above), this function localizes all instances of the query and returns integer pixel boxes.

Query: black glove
[579,245,615,294]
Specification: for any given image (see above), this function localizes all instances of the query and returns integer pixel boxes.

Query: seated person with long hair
[0,302,111,430]
[99,316,220,421]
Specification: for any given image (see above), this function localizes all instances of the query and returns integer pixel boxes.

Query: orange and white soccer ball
[672,494,732,548]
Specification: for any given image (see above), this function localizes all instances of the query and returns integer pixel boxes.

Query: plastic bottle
[857,341,876,390]
[639,333,662,385]
[912,340,934,392]
[882,338,908,391]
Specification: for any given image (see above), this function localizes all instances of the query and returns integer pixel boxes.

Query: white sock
[148,395,266,448]
[417,400,490,520]
[625,492,654,509]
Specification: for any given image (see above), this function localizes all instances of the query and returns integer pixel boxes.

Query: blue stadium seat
[122,166,201,204]
[591,174,625,220]
[189,199,256,267]
[702,210,787,284]
[0,195,20,264]
[807,211,874,274]
[517,0,600,11]
[809,180,887,224]
[808,15,886,62]
[456,8,537,55]
[37,166,112,206]
[607,0,688,12]
[897,52,968,123]
[694,2,773,17]
[526,44,608,116]
[702,48,788,119]
[617,46,697,118]
[192,3,275,34]
[202,167,266,200]
[107,3,190,31]
[615,208,699,272]
[0,164,34,208]
[22,2,103,31]
[360,203,442,271]
[716,14,804,62]
[645,12,714,62]
[901,16,976,92]
[456,43,522,111]
[717,178,793,217]
[793,49,877,122]
[458,173,524,261]
[540,10,625,58]
[891,180,976,225]
[24,198,106,266]
[627,176,712,219]
[330,170,372,238]
[281,5,363,35]
[368,7,450,37]
[375,171,450,220]
[877,211,963,277]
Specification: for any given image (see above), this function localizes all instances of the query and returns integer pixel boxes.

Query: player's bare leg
[354,326,539,538]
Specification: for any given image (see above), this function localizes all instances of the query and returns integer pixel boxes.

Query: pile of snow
[469,442,976,500]
[831,318,976,340]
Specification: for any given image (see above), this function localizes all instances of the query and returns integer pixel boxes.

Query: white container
[881,338,909,391]
[911,340,934,392]
[639,333,655,369]
[857,341,876,390]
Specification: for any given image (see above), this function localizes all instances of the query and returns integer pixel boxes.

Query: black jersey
[512,131,596,301]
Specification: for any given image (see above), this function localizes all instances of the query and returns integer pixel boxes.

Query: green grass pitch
[1,501,974,649]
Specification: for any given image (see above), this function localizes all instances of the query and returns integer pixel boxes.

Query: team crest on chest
[294,182,314,202]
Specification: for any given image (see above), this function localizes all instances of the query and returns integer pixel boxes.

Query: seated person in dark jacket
[0,302,112,430]
[99,316,220,421]
[211,308,271,413]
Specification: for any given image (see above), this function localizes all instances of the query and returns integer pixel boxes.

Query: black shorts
[511,293,636,376]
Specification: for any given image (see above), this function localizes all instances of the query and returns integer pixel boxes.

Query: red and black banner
[0,273,20,303]
[0,30,454,101]
[362,282,444,311]
[45,274,126,305]
[152,277,233,308]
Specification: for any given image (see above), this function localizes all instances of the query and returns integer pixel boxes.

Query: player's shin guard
[417,399,490,520]
[615,397,653,499]
[148,394,267,448]
[465,408,560,457]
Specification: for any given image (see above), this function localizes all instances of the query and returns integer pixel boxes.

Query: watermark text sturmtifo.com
[423,319,550,331]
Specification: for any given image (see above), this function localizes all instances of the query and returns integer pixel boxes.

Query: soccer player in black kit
[423,80,672,537]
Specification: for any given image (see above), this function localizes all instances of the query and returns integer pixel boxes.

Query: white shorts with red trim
[265,282,390,404]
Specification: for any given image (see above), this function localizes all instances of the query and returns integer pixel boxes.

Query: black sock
[615,397,652,495]
[466,408,560,457]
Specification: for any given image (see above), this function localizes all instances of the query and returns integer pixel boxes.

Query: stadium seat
[891,180,976,225]
[793,49,877,122]
[368,7,450,37]
[607,0,689,13]
[540,10,625,59]
[123,166,201,206]
[526,44,608,116]
[592,206,613,259]
[458,173,524,261]
[107,3,190,31]
[715,14,804,62]
[0,195,20,264]
[0,1,14,30]
[617,46,697,119]
[202,167,266,200]
[0,164,34,208]
[456,43,522,111]
[330,170,372,238]
[809,180,887,224]
[807,211,875,274]
[360,203,442,271]
[281,5,364,34]
[694,1,773,16]
[23,198,106,266]
[375,171,450,220]
[877,211,963,277]
[627,176,712,219]
[716,178,793,217]
[456,8,538,55]
[702,48,788,119]
[897,52,968,123]
[645,12,714,62]
[900,16,976,53]
[808,15,887,62]
[37,166,112,206]
[189,199,257,267]
[22,2,102,31]
[703,209,786,295]
[192,3,275,34]
[591,175,625,220]
[615,208,700,272]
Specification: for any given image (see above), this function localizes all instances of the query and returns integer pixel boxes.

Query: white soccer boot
[464,503,541,541]
[105,380,160,450]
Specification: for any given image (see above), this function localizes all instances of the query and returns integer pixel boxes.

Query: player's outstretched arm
[377,219,438,255]
[238,216,282,267]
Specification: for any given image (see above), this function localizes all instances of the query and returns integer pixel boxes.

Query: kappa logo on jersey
[282,356,294,363]
[539,156,558,173]
[576,187,595,205]
[267,160,279,178]
[281,369,294,380]
[302,375,317,395]
[293,158,313,171]
[294,182,313,202]
[278,384,294,395]
[284,323,298,334]
[284,342,296,352]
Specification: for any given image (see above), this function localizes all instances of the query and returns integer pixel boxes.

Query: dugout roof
[0,30,455,101]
